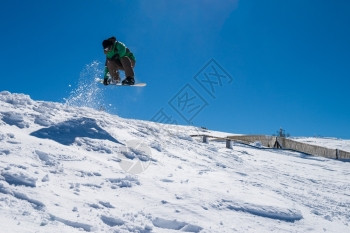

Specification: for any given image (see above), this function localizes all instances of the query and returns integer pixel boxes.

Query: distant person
[102,36,136,85]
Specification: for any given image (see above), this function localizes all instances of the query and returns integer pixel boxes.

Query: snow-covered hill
[0,91,349,233]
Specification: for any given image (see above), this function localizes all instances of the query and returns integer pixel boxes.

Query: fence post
[336,149,339,159]
[226,139,233,149]
[203,135,208,143]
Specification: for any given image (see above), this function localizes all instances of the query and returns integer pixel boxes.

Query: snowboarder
[102,36,136,85]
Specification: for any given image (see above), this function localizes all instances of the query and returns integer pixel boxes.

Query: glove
[103,78,109,86]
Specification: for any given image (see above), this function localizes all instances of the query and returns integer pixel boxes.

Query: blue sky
[1,0,350,139]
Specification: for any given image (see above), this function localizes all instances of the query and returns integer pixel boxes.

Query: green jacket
[104,41,136,78]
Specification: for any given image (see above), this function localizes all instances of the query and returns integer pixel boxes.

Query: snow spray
[64,61,105,110]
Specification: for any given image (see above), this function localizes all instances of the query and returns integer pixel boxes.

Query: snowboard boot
[122,76,135,85]
[111,76,121,84]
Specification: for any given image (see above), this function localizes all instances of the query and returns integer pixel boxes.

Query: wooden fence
[191,134,350,161]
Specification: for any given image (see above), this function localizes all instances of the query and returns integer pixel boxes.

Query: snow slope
[0,91,349,233]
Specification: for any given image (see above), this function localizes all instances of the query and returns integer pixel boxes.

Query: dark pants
[106,57,135,80]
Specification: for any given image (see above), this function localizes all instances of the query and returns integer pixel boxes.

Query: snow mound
[152,217,202,232]
[213,199,302,222]
[2,171,37,188]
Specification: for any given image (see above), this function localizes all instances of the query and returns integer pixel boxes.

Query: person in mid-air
[102,36,136,85]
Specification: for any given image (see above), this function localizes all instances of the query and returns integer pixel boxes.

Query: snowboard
[96,78,146,87]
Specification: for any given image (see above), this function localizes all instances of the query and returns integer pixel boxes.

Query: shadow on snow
[30,117,123,146]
